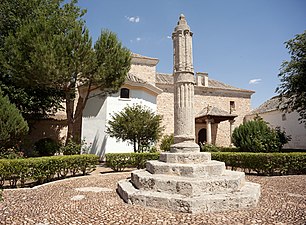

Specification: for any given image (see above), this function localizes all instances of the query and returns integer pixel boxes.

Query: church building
[81,15,254,157]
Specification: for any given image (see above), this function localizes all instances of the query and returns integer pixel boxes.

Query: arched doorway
[198,128,207,145]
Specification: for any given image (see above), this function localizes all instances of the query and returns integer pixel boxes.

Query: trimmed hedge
[105,152,306,175]
[105,153,160,171]
[0,154,99,188]
[211,152,306,175]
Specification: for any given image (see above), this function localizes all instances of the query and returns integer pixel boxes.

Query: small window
[230,101,235,113]
[282,113,286,121]
[120,88,130,99]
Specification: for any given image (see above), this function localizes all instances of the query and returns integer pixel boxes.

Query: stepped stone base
[117,152,260,213]
[117,179,260,213]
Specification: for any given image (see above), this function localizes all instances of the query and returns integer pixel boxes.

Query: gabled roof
[196,106,237,118]
[126,73,146,84]
[125,73,162,95]
[249,96,285,115]
[156,73,253,93]
[131,53,159,66]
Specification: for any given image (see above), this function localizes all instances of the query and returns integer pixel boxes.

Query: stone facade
[156,77,253,147]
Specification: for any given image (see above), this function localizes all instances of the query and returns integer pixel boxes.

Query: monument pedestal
[117,14,260,213]
[117,152,260,213]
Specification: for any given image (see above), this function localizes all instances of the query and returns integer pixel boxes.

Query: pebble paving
[0,166,305,225]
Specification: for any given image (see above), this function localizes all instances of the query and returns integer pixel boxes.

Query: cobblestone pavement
[0,166,305,225]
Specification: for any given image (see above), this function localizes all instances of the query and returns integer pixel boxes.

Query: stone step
[117,179,260,213]
[159,152,211,164]
[131,169,245,197]
[146,160,225,177]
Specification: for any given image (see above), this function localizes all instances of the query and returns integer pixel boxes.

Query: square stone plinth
[159,152,211,164]
[146,160,225,177]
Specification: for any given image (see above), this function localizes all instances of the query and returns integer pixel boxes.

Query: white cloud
[167,36,171,39]
[125,16,140,23]
[136,37,141,41]
[249,78,262,84]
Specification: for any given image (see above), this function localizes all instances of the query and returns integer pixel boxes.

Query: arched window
[120,88,130,98]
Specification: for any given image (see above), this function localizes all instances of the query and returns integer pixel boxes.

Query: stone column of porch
[206,118,212,145]
[229,119,235,146]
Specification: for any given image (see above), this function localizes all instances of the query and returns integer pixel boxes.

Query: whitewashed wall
[82,87,157,157]
[246,110,306,150]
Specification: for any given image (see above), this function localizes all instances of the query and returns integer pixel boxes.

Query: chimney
[196,72,209,87]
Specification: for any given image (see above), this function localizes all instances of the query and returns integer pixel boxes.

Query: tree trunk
[65,94,83,144]
[65,92,75,145]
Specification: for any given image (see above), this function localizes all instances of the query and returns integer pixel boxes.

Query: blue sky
[77,0,306,109]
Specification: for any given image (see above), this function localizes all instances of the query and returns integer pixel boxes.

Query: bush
[211,152,306,175]
[0,147,24,159]
[105,152,160,171]
[59,139,81,155]
[34,138,60,156]
[200,144,240,152]
[0,88,29,148]
[0,154,99,188]
[160,134,174,152]
[232,117,290,152]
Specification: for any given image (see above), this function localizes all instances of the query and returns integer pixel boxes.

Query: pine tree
[1,0,131,144]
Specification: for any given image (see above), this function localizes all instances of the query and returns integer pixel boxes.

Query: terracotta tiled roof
[156,73,253,92]
[126,73,147,84]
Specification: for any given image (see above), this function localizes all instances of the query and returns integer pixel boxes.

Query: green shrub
[160,134,174,152]
[0,147,24,159]
[211,152,306,175]
[0,154,98,188]
[59,139,81,155]
[200,144,240,152]
[200,143,219,152]
[232,117,290,152]
[34,138,60,156]
[0,88,29,148]
[105,152,160,171]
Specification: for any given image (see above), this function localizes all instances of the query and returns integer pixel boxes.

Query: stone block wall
[129,63,156,84]
[157,85,252,147]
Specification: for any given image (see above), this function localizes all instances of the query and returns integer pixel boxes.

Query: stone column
[206,118,212,144]
[171,14,199,153]
[229,119,235,146]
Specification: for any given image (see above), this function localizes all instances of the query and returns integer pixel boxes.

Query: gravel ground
[0,166,305,225]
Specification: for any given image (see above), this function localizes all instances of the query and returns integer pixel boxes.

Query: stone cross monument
[171,14,200,153]
[117,14,261,213]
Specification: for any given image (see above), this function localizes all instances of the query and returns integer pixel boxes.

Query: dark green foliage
[200,144,240,152]
[160,134,174,152]
[0,89,29,148]
[0,154,98,188]
[276,31,306,124]
[105,153,160,171]
[59,139,82,155]
[0,0,131,143]
[0,0,65,118]
[93,30,131,94]
[0,147,24,159]
[211,152,306,175]
[106,104,164,152]
[34,138,60,156]
[232,118,289,152]
[200,143,220,152]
